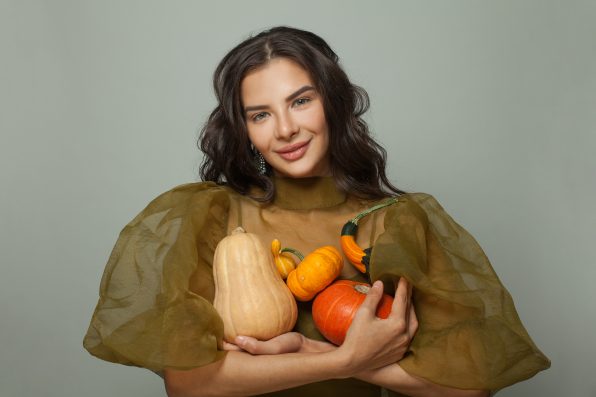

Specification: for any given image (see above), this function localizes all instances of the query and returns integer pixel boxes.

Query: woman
[83,26,550,396]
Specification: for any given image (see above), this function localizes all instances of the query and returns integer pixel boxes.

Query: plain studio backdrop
[1,1,594,396]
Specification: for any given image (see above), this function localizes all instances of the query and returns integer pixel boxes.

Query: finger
[356,281,384,319]
[269,333,303,353]
[405,282,413,323]
[408,303,419,337]
[222,341,242,351]
[235,333,303,355]
[390,277,409,320]
[234,336,258,353]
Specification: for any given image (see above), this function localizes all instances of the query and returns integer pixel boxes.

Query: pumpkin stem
[231,227,246,235]
[350,198,398,225]
[280,247,305,262]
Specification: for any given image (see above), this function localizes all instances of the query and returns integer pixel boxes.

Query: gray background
[1,1,595,396]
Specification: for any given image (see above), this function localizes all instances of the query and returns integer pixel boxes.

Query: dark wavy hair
[199,26,404,202]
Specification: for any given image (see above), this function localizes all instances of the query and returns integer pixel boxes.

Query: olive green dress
[83,176,550,395]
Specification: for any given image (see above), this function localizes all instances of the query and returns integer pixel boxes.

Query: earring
[255,151,267,175]
[250,143,267,175]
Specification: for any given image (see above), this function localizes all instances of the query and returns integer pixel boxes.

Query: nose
[274,110,299,140]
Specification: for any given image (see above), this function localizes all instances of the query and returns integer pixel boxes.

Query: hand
[223,332,304,354]
[223,332,336,355]
[336,277,418,376]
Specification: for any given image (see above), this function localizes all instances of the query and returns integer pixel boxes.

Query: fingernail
[236,336,246,345]
[373,280,382,289]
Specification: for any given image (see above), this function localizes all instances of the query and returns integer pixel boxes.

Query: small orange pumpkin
[285,246,343,302]
[312,280,394,345]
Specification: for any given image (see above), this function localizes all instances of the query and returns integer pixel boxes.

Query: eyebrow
[243,85,315,113]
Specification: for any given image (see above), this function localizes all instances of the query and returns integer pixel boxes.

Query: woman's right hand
[336,277,418,376]
[223,332,307,354]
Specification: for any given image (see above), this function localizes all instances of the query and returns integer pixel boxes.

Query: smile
[275,140,310,161]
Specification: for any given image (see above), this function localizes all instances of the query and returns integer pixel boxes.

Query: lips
[275,140,310,161]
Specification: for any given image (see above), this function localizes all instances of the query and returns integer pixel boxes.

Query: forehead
[241,58,314,104]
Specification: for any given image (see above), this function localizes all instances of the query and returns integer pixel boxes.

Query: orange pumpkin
[312,280,393,345]
[285,246,343,301]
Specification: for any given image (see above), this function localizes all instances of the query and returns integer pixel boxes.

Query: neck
[272,175,347,210]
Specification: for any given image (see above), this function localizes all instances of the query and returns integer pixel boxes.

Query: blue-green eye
[252,112,268,122]
[293,97,311,107]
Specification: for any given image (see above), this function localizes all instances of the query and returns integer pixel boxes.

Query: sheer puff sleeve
[83,182,231,372]
[369,193,550,392]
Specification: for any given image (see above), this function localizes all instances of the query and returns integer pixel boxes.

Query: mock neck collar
[272,176,347,210]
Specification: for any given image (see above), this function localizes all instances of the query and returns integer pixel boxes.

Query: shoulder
[127,181,239,228]
[147,181,233,206]
[384,192,439,222]
[389,192,480,244]
[383,192,461,235]
[396,192,442,209]
[145,181,237,209]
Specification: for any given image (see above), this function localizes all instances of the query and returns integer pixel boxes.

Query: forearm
[301,338,488,397]
[164,349,348,397]
[356,363,489,397]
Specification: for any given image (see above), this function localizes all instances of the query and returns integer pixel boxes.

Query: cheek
[314,104,329,133]
[315,110,331,155]
[246,125,269,152]
[300,106,329,135]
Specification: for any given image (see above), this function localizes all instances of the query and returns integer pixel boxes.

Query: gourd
[312,280,393,345]
[341,198,398,273]
[285,246,343,302]
[271,239,297,279]
[213,227,298,342]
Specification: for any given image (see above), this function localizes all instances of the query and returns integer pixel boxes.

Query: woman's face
[241,58,331,178]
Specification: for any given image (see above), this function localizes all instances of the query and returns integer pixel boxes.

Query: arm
[236,333,489,397]
[232,277,489,397]
[164,279,414,397]
[164,349,348,397]
[357,364,490,397]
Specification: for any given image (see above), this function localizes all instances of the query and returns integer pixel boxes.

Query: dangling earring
[256,152,267,175]
[251,143,267,175]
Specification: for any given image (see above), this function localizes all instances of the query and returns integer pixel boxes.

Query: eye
[251,112,269,122]
[293,97,311,107]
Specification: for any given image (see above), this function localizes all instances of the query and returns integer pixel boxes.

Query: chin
[271,157,330,179]
[276,170,315,178]
[275,167,329,179]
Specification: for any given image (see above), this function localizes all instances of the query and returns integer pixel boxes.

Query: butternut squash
[213,227,298,342]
